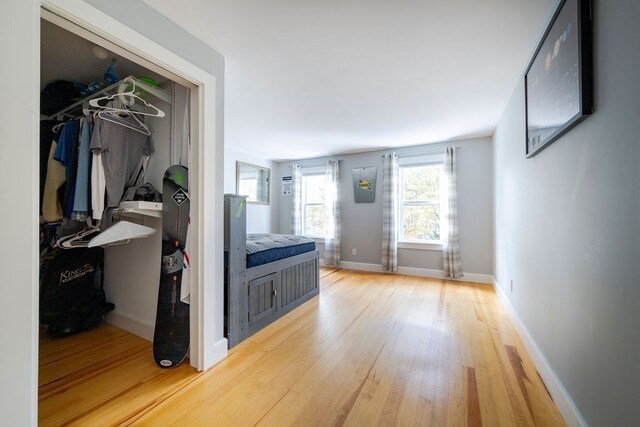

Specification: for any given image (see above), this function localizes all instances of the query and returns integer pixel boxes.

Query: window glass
[303,173,326,237]
[304,174,326,204]
[402,204,440,241]
[401,166,440,202]
[400,164,441,242]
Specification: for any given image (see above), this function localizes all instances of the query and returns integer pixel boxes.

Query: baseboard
[202,338,228,371]
[105,310,154,342]
[106,311,228,372]
[492,279,587,427]
[397,266,494,284]
[336,261,494,285]
[338,261,382,272]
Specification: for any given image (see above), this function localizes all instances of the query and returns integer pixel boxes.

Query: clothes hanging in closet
[53,119,81,219]
[71,118,93,221]
[39,119,61,215]
[40,114,153,226]
[41,131,66,222]
[90,115,153,224]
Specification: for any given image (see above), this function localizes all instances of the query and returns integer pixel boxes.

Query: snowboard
[153,165,190,368]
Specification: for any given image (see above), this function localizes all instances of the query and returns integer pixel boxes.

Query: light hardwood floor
[39,268,565,426]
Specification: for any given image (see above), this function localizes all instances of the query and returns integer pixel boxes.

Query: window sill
[307,236,325,244]
[398,241,442,251]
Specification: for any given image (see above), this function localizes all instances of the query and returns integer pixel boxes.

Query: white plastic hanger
[55,226,101,249]
[88,78,165,118]
[86,96,152,136]
[97,110,151,136]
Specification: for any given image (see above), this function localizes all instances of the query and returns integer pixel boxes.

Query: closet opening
[38,12,205,424]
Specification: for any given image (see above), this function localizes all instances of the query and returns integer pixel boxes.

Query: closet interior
[39,15,195,389]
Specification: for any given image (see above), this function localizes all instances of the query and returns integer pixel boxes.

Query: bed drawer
[247,272,278,325]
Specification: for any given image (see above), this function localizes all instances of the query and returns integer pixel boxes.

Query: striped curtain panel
[291,164,302,235]
[442,147,463,278]
[324,160,341,266]
[381,153,399,272]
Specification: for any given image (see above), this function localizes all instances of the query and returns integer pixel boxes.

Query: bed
[224,194,320,347]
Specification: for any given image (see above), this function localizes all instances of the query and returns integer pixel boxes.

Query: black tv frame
[524,0,594,158]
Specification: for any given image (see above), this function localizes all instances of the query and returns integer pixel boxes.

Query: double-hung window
[302,172,326,237]
[399,156,443,245]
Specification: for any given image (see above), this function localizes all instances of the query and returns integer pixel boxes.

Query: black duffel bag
[40,247,114,335]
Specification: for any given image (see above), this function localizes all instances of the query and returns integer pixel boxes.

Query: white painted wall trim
[335,261,494,284]
[492,279,587,427]
[334,261,382,272]
[397,241,442,251]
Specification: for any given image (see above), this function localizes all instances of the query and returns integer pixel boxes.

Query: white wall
[493,1,640,424]
[224,146,277,233]
[277,138,493,275]
[0,1,39,425]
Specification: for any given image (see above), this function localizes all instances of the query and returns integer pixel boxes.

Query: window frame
[301,168,326,239]
[398,155,444,250]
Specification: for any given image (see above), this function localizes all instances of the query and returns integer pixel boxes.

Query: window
[399,162,442,243]
[302,173,326,237]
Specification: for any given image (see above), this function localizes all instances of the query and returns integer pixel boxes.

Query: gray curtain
[381,153,399,272]
[443,147,463,278]
[291,164,302,235]
[324,160,340,266]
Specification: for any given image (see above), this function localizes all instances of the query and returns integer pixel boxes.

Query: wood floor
[39,268,565,426]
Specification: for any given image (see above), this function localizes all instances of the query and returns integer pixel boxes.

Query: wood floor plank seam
[39,330,129,366]
[110,370,205,426]
[483,295,536,426]
[466,366,482,427]
[61,381,147,426]
[39,343,149,398]
[335,341,388,425]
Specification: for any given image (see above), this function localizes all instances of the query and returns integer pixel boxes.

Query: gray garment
[90,116,153,209]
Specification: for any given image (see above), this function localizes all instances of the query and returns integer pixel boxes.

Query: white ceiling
[142,0,556,161]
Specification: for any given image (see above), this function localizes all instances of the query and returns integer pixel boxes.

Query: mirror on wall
[236,161,270,205]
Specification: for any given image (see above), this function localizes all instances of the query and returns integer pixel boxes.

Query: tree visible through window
[400,164,441,242]
[302,174,326,237]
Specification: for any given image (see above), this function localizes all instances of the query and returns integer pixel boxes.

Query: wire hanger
[88,78,166,118]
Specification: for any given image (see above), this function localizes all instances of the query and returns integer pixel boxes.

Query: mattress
[246,233,316,268]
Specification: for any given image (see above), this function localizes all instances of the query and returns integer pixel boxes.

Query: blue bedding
[246,233,316,268]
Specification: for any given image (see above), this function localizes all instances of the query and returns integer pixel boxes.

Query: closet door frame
[38,0,227,372]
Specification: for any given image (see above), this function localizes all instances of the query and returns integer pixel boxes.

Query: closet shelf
[114,201,163,219]
[48,76,172,120]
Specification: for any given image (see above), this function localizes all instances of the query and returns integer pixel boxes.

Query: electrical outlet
[352,248,357,256]
[510,279,513,292]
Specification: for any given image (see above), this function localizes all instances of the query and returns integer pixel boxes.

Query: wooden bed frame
[224,194,320,348]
